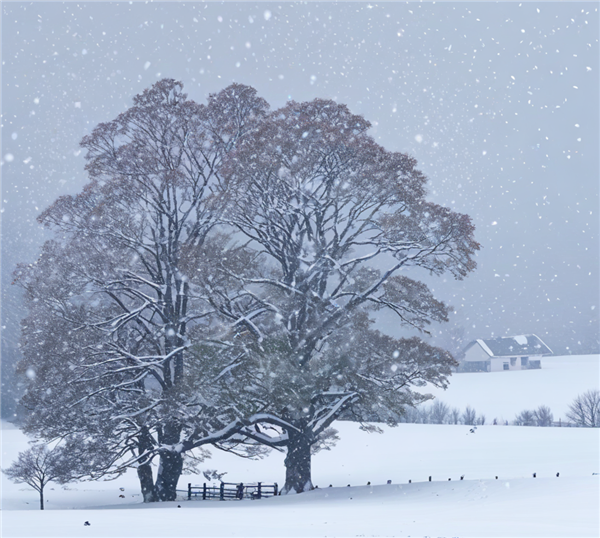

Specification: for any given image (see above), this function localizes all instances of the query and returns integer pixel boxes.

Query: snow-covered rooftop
[470,334,553,358]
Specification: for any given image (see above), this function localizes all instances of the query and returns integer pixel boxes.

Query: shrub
[533,405,554,427]
[461,406,477,425]
[430,400,450,424]
[514,410,535,426]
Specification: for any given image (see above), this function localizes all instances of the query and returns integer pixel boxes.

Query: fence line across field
[178,470,574,501]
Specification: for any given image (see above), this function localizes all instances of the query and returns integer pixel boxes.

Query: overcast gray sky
[1,2,598,413]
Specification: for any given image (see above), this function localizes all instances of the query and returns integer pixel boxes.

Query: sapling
[3,444,73,510]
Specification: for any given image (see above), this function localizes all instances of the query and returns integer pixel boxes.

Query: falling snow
[1,0,598,429]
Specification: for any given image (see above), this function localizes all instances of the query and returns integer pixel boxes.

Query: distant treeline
[398,389,600,428]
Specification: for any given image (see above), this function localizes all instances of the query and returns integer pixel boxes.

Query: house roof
[465,334,553,358]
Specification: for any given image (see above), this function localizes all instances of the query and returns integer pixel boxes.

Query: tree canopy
[15,79,479,499]
[209,96,478,492]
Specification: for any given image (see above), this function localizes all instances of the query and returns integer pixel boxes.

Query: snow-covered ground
[423,354,600,423]
[2,355,599,537]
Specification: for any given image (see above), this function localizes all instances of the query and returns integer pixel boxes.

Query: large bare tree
[216,98,480,493]
[16,79,270,501]
[17,83,479,500]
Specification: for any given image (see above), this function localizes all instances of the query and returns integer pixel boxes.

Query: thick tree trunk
[282,426,314,494]
[136,427,158,502]
[39,488,44,510]
[153,417,184,501]
[154,450,183,501]
[137,463,157,503]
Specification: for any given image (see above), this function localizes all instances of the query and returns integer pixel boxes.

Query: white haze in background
[1,3,598,417]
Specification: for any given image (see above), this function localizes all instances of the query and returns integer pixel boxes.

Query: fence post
[274,482,278,496]
[202,483,207,500]
[237,483,244,500]
[220,482,224,501]
[257,482,262,500]
[188,483,192,501]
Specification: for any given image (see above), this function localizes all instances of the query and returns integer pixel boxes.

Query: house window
[521,357,529,367]
[510,357,516,366]
[503,362,509,371]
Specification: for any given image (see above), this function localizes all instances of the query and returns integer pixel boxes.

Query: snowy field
[2,354,599,538]
[422,354,600,422]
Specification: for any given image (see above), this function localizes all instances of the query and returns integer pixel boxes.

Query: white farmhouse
[459,334,553,373]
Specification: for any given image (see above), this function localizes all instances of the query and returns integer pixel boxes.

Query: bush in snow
[533,405,554,427]
[399,406,420,424]
[514,406,554,427]
[417,406,432,424]
[461,406,477,426]
[430,400,450,424]
[449,407,461,425]
[513,410,536,426]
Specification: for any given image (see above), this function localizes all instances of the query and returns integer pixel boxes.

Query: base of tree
[154,451,183,502]
[137,464,157,503]
[281,429,314,494]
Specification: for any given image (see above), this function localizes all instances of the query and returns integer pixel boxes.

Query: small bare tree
[417,406,432,424]
[461,406,477,425]
[2,444,73,510]
[430,400,450,424]
[533,405,554,427]
[400,406,420,423]
[566,390,600,427]
[449,407,461,425]
[514,409,535,426]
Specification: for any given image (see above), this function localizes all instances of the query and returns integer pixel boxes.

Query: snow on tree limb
[16,81,477,499]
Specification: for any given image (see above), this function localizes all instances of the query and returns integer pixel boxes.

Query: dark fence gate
[185,482,278,501]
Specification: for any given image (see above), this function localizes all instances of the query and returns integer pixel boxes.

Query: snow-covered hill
[422,353,599,422]
[2,355,599,537]
[2,475,598,538]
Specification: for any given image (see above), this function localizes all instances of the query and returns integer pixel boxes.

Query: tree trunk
[39,487,44,511]
[153,418,184,501]
[137,427,158,502]
[154,450,183,501]
[137,463,157,503]
[282,426,314,494]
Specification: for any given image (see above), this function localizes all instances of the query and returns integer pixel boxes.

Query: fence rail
[184,481,278,501]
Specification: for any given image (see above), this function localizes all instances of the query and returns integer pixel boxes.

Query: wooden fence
[185,482,278,501]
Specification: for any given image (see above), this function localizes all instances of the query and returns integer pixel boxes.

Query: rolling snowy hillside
[422,354,599,423]
[2,355,598,537]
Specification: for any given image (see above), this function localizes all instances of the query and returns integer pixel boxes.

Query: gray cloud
[2,2,598,414]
